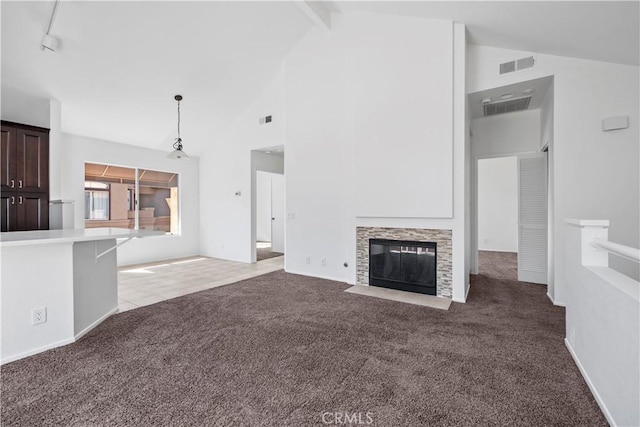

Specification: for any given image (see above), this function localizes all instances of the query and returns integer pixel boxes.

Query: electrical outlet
[32,307,47,325]
[321,257,326,266]
[305,256,311,265]
[483,238,489,244]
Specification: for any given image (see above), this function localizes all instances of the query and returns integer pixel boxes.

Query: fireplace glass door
[369,239,437,295]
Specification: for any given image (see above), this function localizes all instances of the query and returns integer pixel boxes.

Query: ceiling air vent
[483,96,531,117]
[499,55,535,74]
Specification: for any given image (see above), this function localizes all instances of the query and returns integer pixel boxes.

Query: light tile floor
[117,255,284,312]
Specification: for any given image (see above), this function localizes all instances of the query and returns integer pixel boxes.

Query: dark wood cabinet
[1,125,17,192]
[0,193,13,232]
[16,127,49,193]
[1,121,50,231]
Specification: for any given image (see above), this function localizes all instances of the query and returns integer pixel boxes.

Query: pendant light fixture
[167,94,189,160]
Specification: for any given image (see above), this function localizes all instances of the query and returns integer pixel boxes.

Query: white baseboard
[74,306,119,341]
[546,292,566,307]
[284,269,347,284]
[1,307,118,366]
[564,338,615,426]
[1,337,75,365]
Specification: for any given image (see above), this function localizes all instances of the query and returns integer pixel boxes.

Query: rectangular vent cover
[500,56,535,74]
[500,61,516,74]
[483,96,532,117]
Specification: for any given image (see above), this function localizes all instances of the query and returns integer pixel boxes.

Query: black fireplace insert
[369,239,437,295]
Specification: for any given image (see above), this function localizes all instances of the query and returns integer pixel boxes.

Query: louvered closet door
[517,153,548,284]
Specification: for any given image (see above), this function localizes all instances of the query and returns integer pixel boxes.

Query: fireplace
[369,239,437,295]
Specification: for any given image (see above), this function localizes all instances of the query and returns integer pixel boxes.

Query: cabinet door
[15,192,49,231]
[16,128,49,193]
[0,193,17,232]
[1,125,17,192]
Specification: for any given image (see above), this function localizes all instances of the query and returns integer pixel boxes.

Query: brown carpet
[478,250,518,280]
[1,253,605,426]
[256,246,283,261]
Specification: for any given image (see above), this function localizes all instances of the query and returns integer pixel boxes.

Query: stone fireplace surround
[356,227,453,298]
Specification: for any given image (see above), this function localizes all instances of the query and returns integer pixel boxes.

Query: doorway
[256,171,284,261]
[250,146,285,263]
[469,76,553,286]
[476,154,548,283]
[477,156,519,281]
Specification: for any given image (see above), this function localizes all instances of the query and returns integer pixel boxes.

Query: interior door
[517,153,548,284]
[270,173,285,254]
[256,171,272,243]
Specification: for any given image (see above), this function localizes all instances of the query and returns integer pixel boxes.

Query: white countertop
[0,228,165,247]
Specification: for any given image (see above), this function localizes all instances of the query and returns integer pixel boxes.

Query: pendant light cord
[177,99,181,139]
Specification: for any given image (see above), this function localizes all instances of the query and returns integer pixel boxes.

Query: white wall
[62,134,200,266]
[48,99,63,200]
[256,171,272,242]
[539,81,554,151]
[199,71,286,263]
[197,14,468,300]
[477,157,518,252]
[539,81,555,290]
[468,45,640,304]
[1,244,74,363]
[0,86,50,128]
[565,222,639,427]
[471,109,541,158]
[284,14,354,282]
[349,14,453,218]
[283,14,468,299]
[454,22,470,301]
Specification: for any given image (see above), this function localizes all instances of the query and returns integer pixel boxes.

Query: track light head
[41,34,58,52]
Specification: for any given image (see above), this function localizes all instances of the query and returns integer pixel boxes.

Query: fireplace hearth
[369,239,437,295]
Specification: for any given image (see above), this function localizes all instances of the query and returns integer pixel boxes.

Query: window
[84,182,110,220]
[84,163,179,234]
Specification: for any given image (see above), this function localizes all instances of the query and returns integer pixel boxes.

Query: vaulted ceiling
[2,1,637,155]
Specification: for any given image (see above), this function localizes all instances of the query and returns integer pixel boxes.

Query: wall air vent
[517,56,535,70]
[500,61,516,74]
[483,96,531,117]
[499,56,535,74]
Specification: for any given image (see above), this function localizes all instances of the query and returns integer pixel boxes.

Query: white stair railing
[590,237,640,264]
